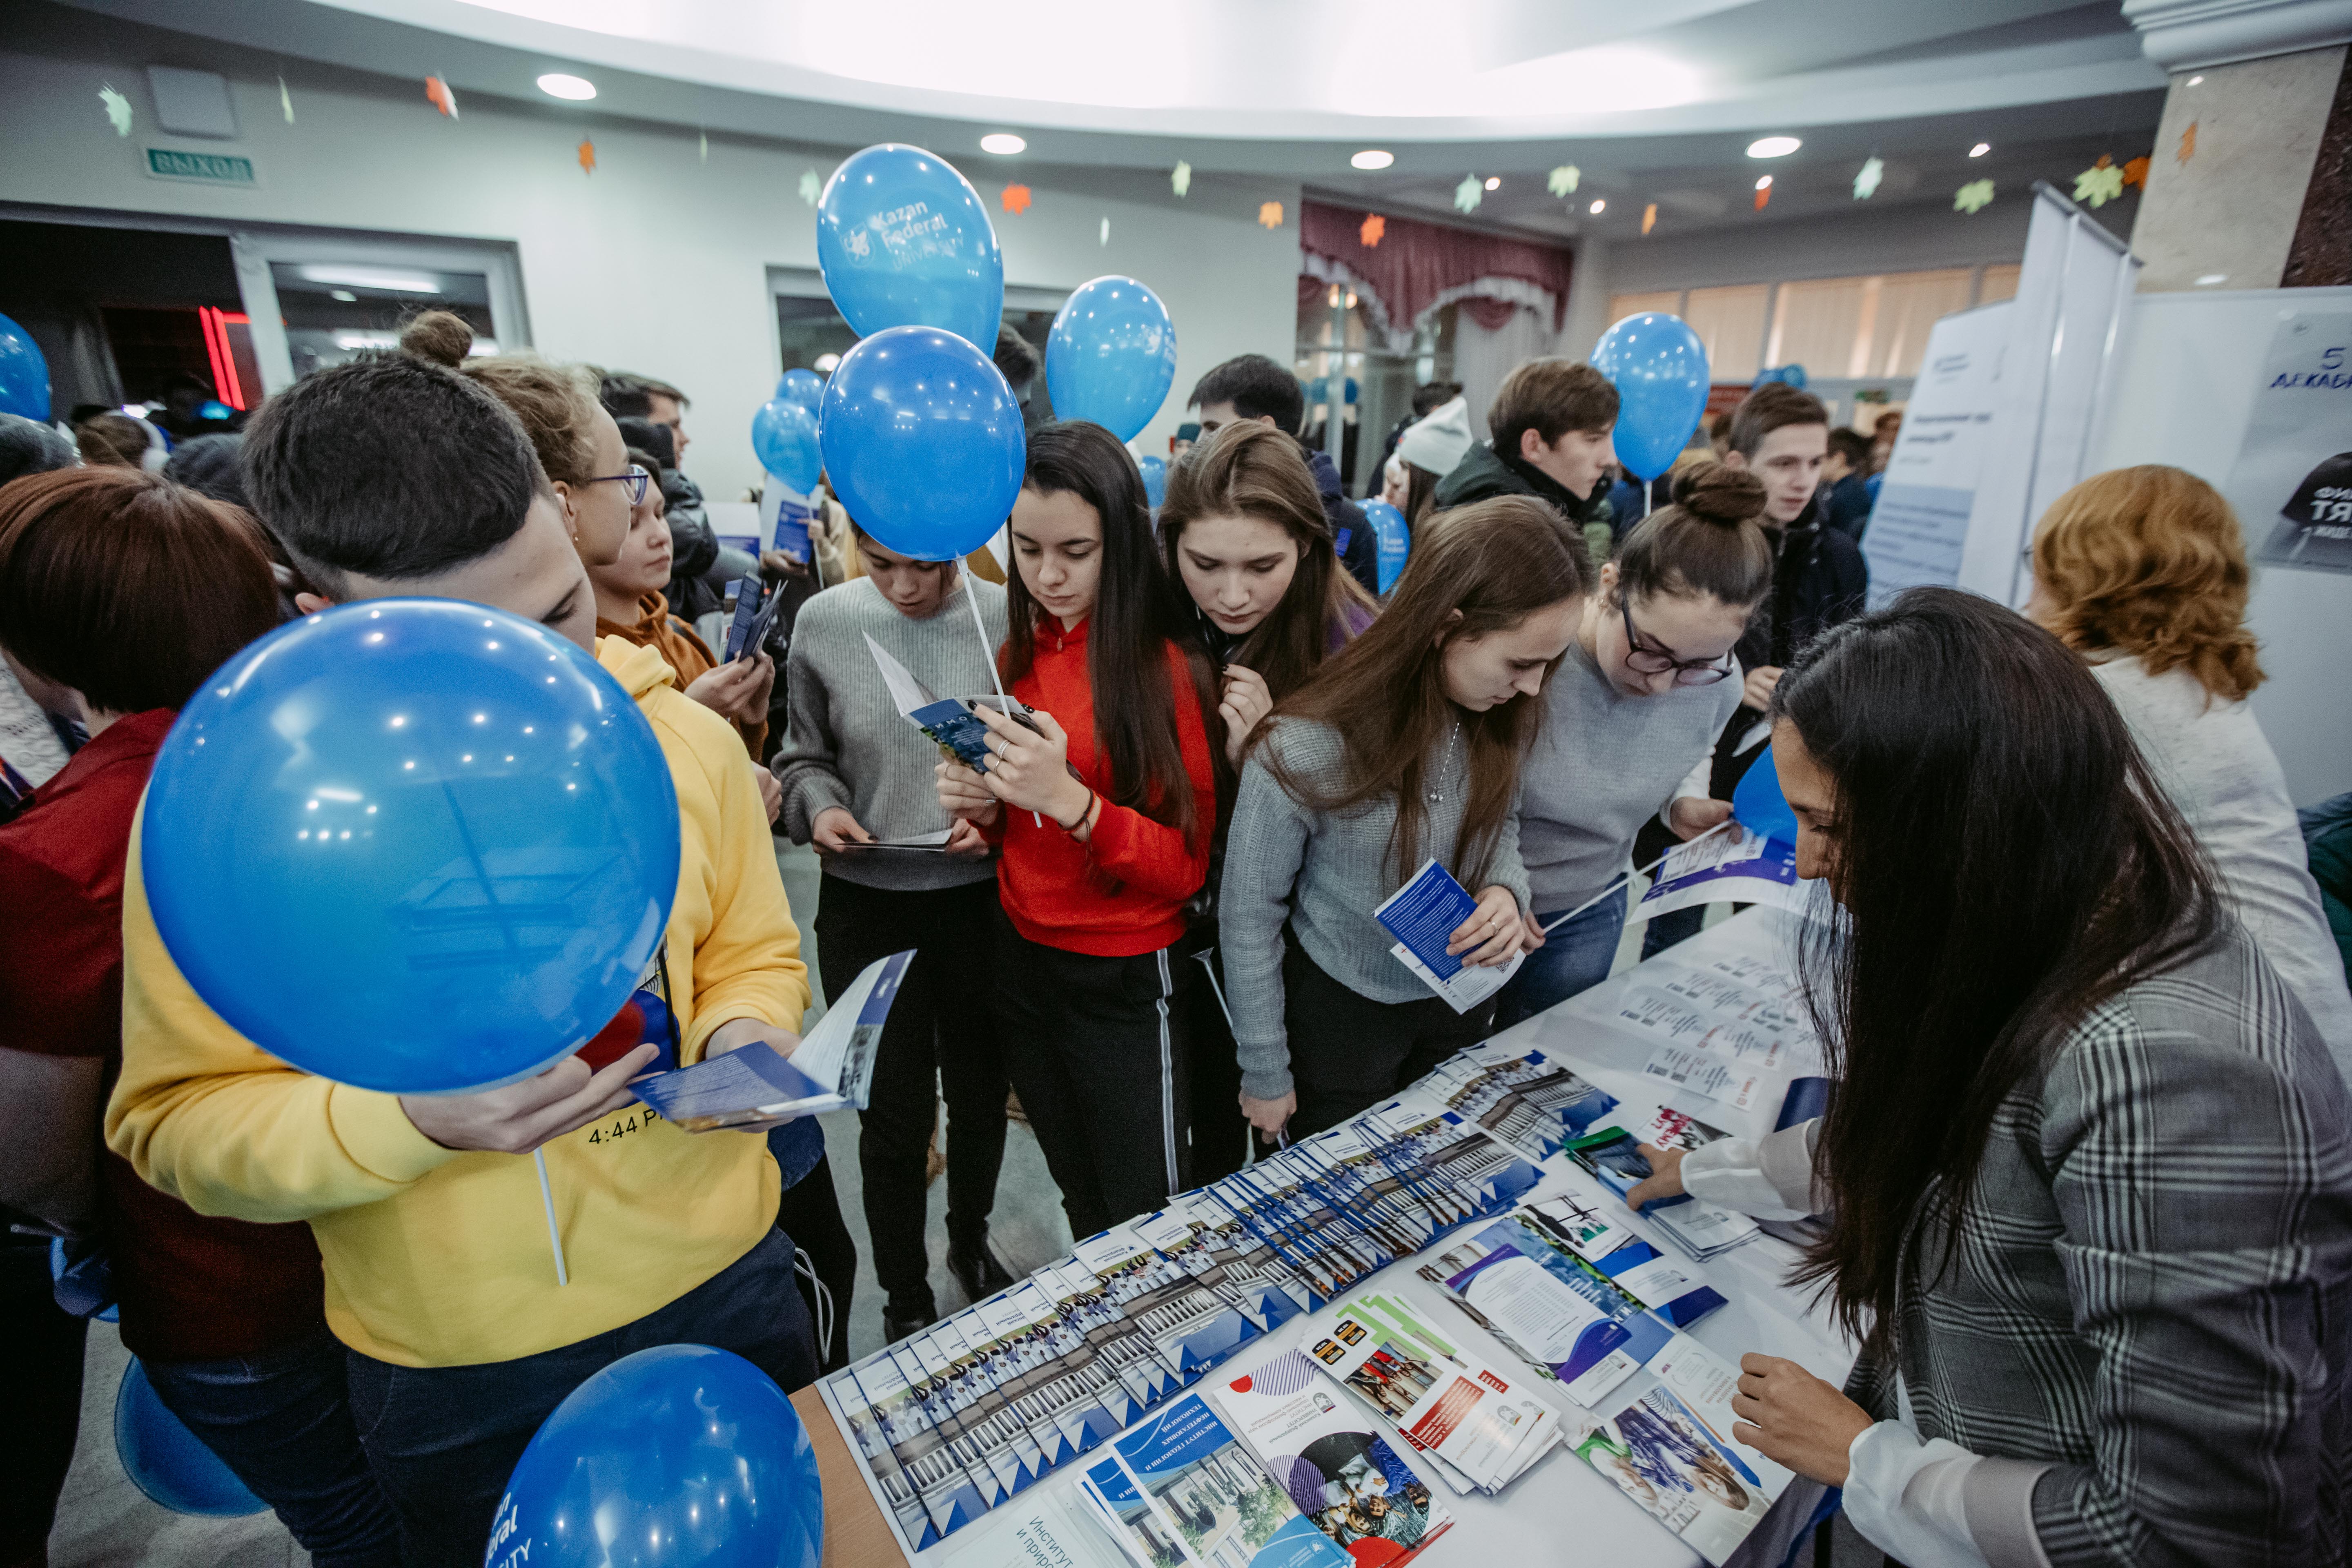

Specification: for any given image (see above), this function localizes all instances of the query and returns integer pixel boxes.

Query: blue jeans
[144,1326,402,1568]
[1492,894,1628,1030]
[345,1226,817,1568]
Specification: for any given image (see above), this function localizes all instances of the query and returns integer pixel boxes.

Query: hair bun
[398,310,475,368]
[1671,460,1768,526]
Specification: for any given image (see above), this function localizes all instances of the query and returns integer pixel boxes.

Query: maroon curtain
[1300,200,1573,332]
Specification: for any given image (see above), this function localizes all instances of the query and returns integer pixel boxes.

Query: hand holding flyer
[629,950,908,1130]
[1373,860,1525,1013]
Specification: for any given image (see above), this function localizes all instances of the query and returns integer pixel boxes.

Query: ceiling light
[1588,199,1606,214]
[1755,175,1773,190]
[2194,273,2228,286]
[1484,176,1500,190]
[1746,136,1801,159]
[1351,149,1394,170]
[812,353,841,373]
[296,265,443,294]
[1969,142,1991,158]
[2187,74,2204,85]
[329,289,358,302]
[980,133,1026,155]
[535,73,596,101]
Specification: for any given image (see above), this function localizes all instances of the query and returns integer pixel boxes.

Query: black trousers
[993,908,1192,1241]
[815,873,1009,1309]
[1282,934,1497,1138]
[1184,942,1253,1185]
[2,1234,87,1565]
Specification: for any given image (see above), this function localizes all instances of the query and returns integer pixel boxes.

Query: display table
[802,908,1853,1567]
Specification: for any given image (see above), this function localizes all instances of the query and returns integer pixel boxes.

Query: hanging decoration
[1453,174,1483,214]
[1853,156,1884,200]
[798,169,822,206]
[1171,160,1192,198]
[425,75,459,118]
[1000,183,1032,215]
[1547,165,1581,197]
[2072,154,2124,208]
[99,83,132,136]
[1642,203,1657,236]
[1257,201,1285,229]
[278,76,294,124]
[1753,176,1772,212]
[698,128,708,163]
[2122,155,2150,189]
[1954,178,1995,214]
[1099,217,1110,247]
[577,139,596,175]
[1359,213,1385,248]
[2178,120,2198,164]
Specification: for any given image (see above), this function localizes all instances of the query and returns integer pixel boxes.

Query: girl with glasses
[1490,462,1772,1028]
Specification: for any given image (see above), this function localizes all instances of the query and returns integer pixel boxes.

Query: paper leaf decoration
[1954,178,1995,214]
[1853,156,1884,200]
[1360,212,1385,248]
[799,169,821,206]
[425,76,459,119]
[1171,160,1192,198]
[2121,155,2149,188]
[1642,203,1657,235]
[1100,217,1110,247]
[1001,183,1032,215]
[2177,121,2197,164]
[1257,201,1285,229]
[577,139,596,175]
[1753,183,1771,211]
[98,83,132,136]
[279,76,294,124]
[1548,165,1581,197]
[2073,157,2123,208]
[1454,174,1483,214]
[699,129,708,163]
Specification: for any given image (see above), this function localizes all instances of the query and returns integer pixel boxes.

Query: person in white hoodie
[1388,396,1474,533]
[2029,464,2352,1076]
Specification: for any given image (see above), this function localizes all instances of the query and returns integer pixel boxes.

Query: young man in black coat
[1430,358,1620,563]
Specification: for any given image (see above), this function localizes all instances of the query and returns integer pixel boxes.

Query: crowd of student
[2,313,2350,1568]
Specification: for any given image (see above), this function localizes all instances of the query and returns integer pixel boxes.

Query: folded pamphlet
[1372,858,1525,1013]
[723,575,788,663]
[865,631,1037,774]
[629,949,907,1130]
[1566,1382,1780,1566]
[1635,830,1807,921]
[1414,1216,1668,1408]
[1085,1393,1350,1568]
[1563,1107,1760,1261]
[1412,1044,1619,1162]
[1069,1225,1258,1381]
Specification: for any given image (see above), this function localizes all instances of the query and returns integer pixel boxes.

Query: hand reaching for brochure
[1622,1141,1686,1212]
[1731,1354,1874,1486]
[1445,884,1531,967]
[936,757,1001,828]
[1217,664,1273,767]
[1667,796,1735,841]
[402,1043,659,1154]
[811,806,877,855]
[969,703,1095,830]
[1240,1088,1295,1139]
[941,819,991,859]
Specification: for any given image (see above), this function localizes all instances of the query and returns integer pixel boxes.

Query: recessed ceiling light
[1484,176,1501,190]
[980,133,1026,155]
[2194,273,2228,286]
[1746,136,1801,159]
[535,73,596,101]
[1588,199,1606,214]
[1755,175,1773,190]
[1969,142,1991,158]
[1351,149,1394,170]
[329,289,357,302]
[2187,74,2204,85]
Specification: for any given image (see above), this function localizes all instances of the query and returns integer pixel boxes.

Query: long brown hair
[1260,495,1589,883]
[1158,421,1374,705]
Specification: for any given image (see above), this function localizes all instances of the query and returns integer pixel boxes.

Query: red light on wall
[198,306,248,410]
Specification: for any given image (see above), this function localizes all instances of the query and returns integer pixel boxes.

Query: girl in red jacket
[937,421,1219,1238]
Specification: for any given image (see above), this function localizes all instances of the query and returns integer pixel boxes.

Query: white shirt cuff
[1843,1421,1990,1568]
[1679,1121,1820,1221]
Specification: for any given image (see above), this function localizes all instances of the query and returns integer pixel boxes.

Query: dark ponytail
[1613,460,1773,608]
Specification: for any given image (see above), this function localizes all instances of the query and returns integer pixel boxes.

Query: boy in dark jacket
[1431,359,1619,562]
[1190,354,1381,597]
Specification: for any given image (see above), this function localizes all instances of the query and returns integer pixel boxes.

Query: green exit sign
[145,147,256,186]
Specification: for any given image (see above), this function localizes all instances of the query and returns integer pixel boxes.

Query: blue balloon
[116,1359,266,1517]
[774,367,824,412]
[1732,744,1801,848]
[817,325,1024,561]
[817,144,1004,350]
[1361,497,1412,595]
[1137,453,1167,508]
[1044,276,1177,443]
[488,1345,822,1568]
[751,399,822,494]
[141,600,680,1094]
[1590,313,1711,482]
[0,312,50,421]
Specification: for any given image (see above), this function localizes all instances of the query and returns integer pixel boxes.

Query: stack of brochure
[1079,1394,1354,1568]
[1411,1042,1624,1162]
[1563,1106,1762,1261]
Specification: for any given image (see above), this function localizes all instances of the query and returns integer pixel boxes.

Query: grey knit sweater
[772,576,1008,892]
[1218,715,1532,1099]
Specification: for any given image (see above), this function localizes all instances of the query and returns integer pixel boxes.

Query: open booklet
[628,949,909,1131]
[865,631,1039,775]
[1372,859,1525,1014]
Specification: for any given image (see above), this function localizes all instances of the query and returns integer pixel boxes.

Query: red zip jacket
[989,617,1215,956]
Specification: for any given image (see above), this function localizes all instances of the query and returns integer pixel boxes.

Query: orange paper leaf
[2122,155,2150,188]
[1359,213,1385,248]
[423,76,458,118]
[2095,153,2114,169]
[577,139,596,175]
[1258,201,1285,229]
[2178,120,2197,164]
[1642,203,1657,235]
[1001,183,1032,215]
[1753,184,1771,211]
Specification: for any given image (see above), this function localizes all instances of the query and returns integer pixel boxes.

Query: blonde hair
[2031,464,2264,702]
[398,310,601,488]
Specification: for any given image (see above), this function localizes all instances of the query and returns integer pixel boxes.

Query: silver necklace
[1427,719,1461,805]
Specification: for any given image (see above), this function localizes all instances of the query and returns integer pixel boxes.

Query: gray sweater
[1518,638,1743,910]
[772,576,1007,892]
[1219,716,1532,1099]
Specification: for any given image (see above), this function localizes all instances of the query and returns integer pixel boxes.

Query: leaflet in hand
[724,576,788,663]
[1635,829,1807,920]
[1212,1351,1455,1565]
[865,630,1036,773]
[1372,858,1524,1013]
[1566,1382,1779,1566]
[1082,1394,1350,1568]
[1304,1295,1558,1495]
[629,949,907,1130]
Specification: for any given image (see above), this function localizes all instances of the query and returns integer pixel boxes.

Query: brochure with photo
[1070,1225,1258,1379]
[1566,1384,1777,1566]
[1142,1190,1312,1328]
[819,1367,941,1554]
[1131,1201,1287,1336]
[1214,1351,1455,1566]
[1372,859,1524,1013]
[1563,1127,1759,1261]
[1216,1164,1388,1301]
[932,1477,1141,1568]
[1646,1334,1795,1501]
[1098,1394,1352,1568]
[1355,1101,1542,1221]
[1042,1256,1181,1408]
[1634,829,1806,922]
[900,1323,1023,1504]
[1417,1218,1668,1408]
[630,949,906,1129]
[1305,1298,1557,1494]
[866,630,1041,774]
[1416,1047,1619,1161]
[973,1280,1128,1461]
[926,1313,1054,1495]
[1520,1194,1728,1330]
[844,1347,992,1543]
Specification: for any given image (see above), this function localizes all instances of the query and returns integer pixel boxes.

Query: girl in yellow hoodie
[107,347,815,1568]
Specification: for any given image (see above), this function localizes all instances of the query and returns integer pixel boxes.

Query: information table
[804,908,1853,1568]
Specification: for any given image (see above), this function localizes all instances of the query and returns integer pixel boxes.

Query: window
[1978,264,2022,304]
[270,263,497,378]
[1681,285,1770,382]
[1606,290,1681,324]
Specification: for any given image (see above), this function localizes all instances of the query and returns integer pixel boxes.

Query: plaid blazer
[1848,924,2352,1566]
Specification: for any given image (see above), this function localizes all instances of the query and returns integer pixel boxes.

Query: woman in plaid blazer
[1638,587,2352,1567]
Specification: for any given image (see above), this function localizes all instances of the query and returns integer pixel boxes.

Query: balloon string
[962,573,1040,829]
[1542,817,1733,935]
[535,1147,569,1286]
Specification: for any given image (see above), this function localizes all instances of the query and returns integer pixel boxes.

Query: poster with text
[2232,310,2352,577]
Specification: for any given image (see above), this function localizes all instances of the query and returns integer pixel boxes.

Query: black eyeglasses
[586,464,651,506]
[1621,597,1734,685]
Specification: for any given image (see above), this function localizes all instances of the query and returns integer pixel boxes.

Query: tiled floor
[45,841,1663,1565]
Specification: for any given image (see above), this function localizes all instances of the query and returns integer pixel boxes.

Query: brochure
[1096,1393,1352,1568]
[1637,1042,1769,1114]
[931,1478,1139,1568]
[1634,830,1807,921]
[1561,1126,1759,1261]
[1042,1256,1180,1409]
[1566,1384,1777,1566]
[1519,1192,1727,1330]
[726,575,790,663]
[1356,1100,1543,1220]
[915,1315,1048,1497]
[898,1327,1016,1508]
[974,1279,1128,1461]
[1069,1225,1258,1379]
[1415,1046,1619,1162]
[1213,1351,1455,1565]
[839,827,957,853]
[820,1366,942,1553]
[1646,1334,1795,1501]
[1416,1218,1668,1408]
[1372,859,1525,1013]
[1304,1297,1557,1494]
[866,630,1039,774]
[1213,1165,1387,1303]
[630,949,907,1130]
[847,1347,992,1543]
[1140,1190,1312,1329]
[1131,1200,1287,1336]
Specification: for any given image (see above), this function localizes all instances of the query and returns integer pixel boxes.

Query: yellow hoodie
[107,639,808,1368]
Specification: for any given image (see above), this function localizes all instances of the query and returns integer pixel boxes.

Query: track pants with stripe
[991,906,1194,1240]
